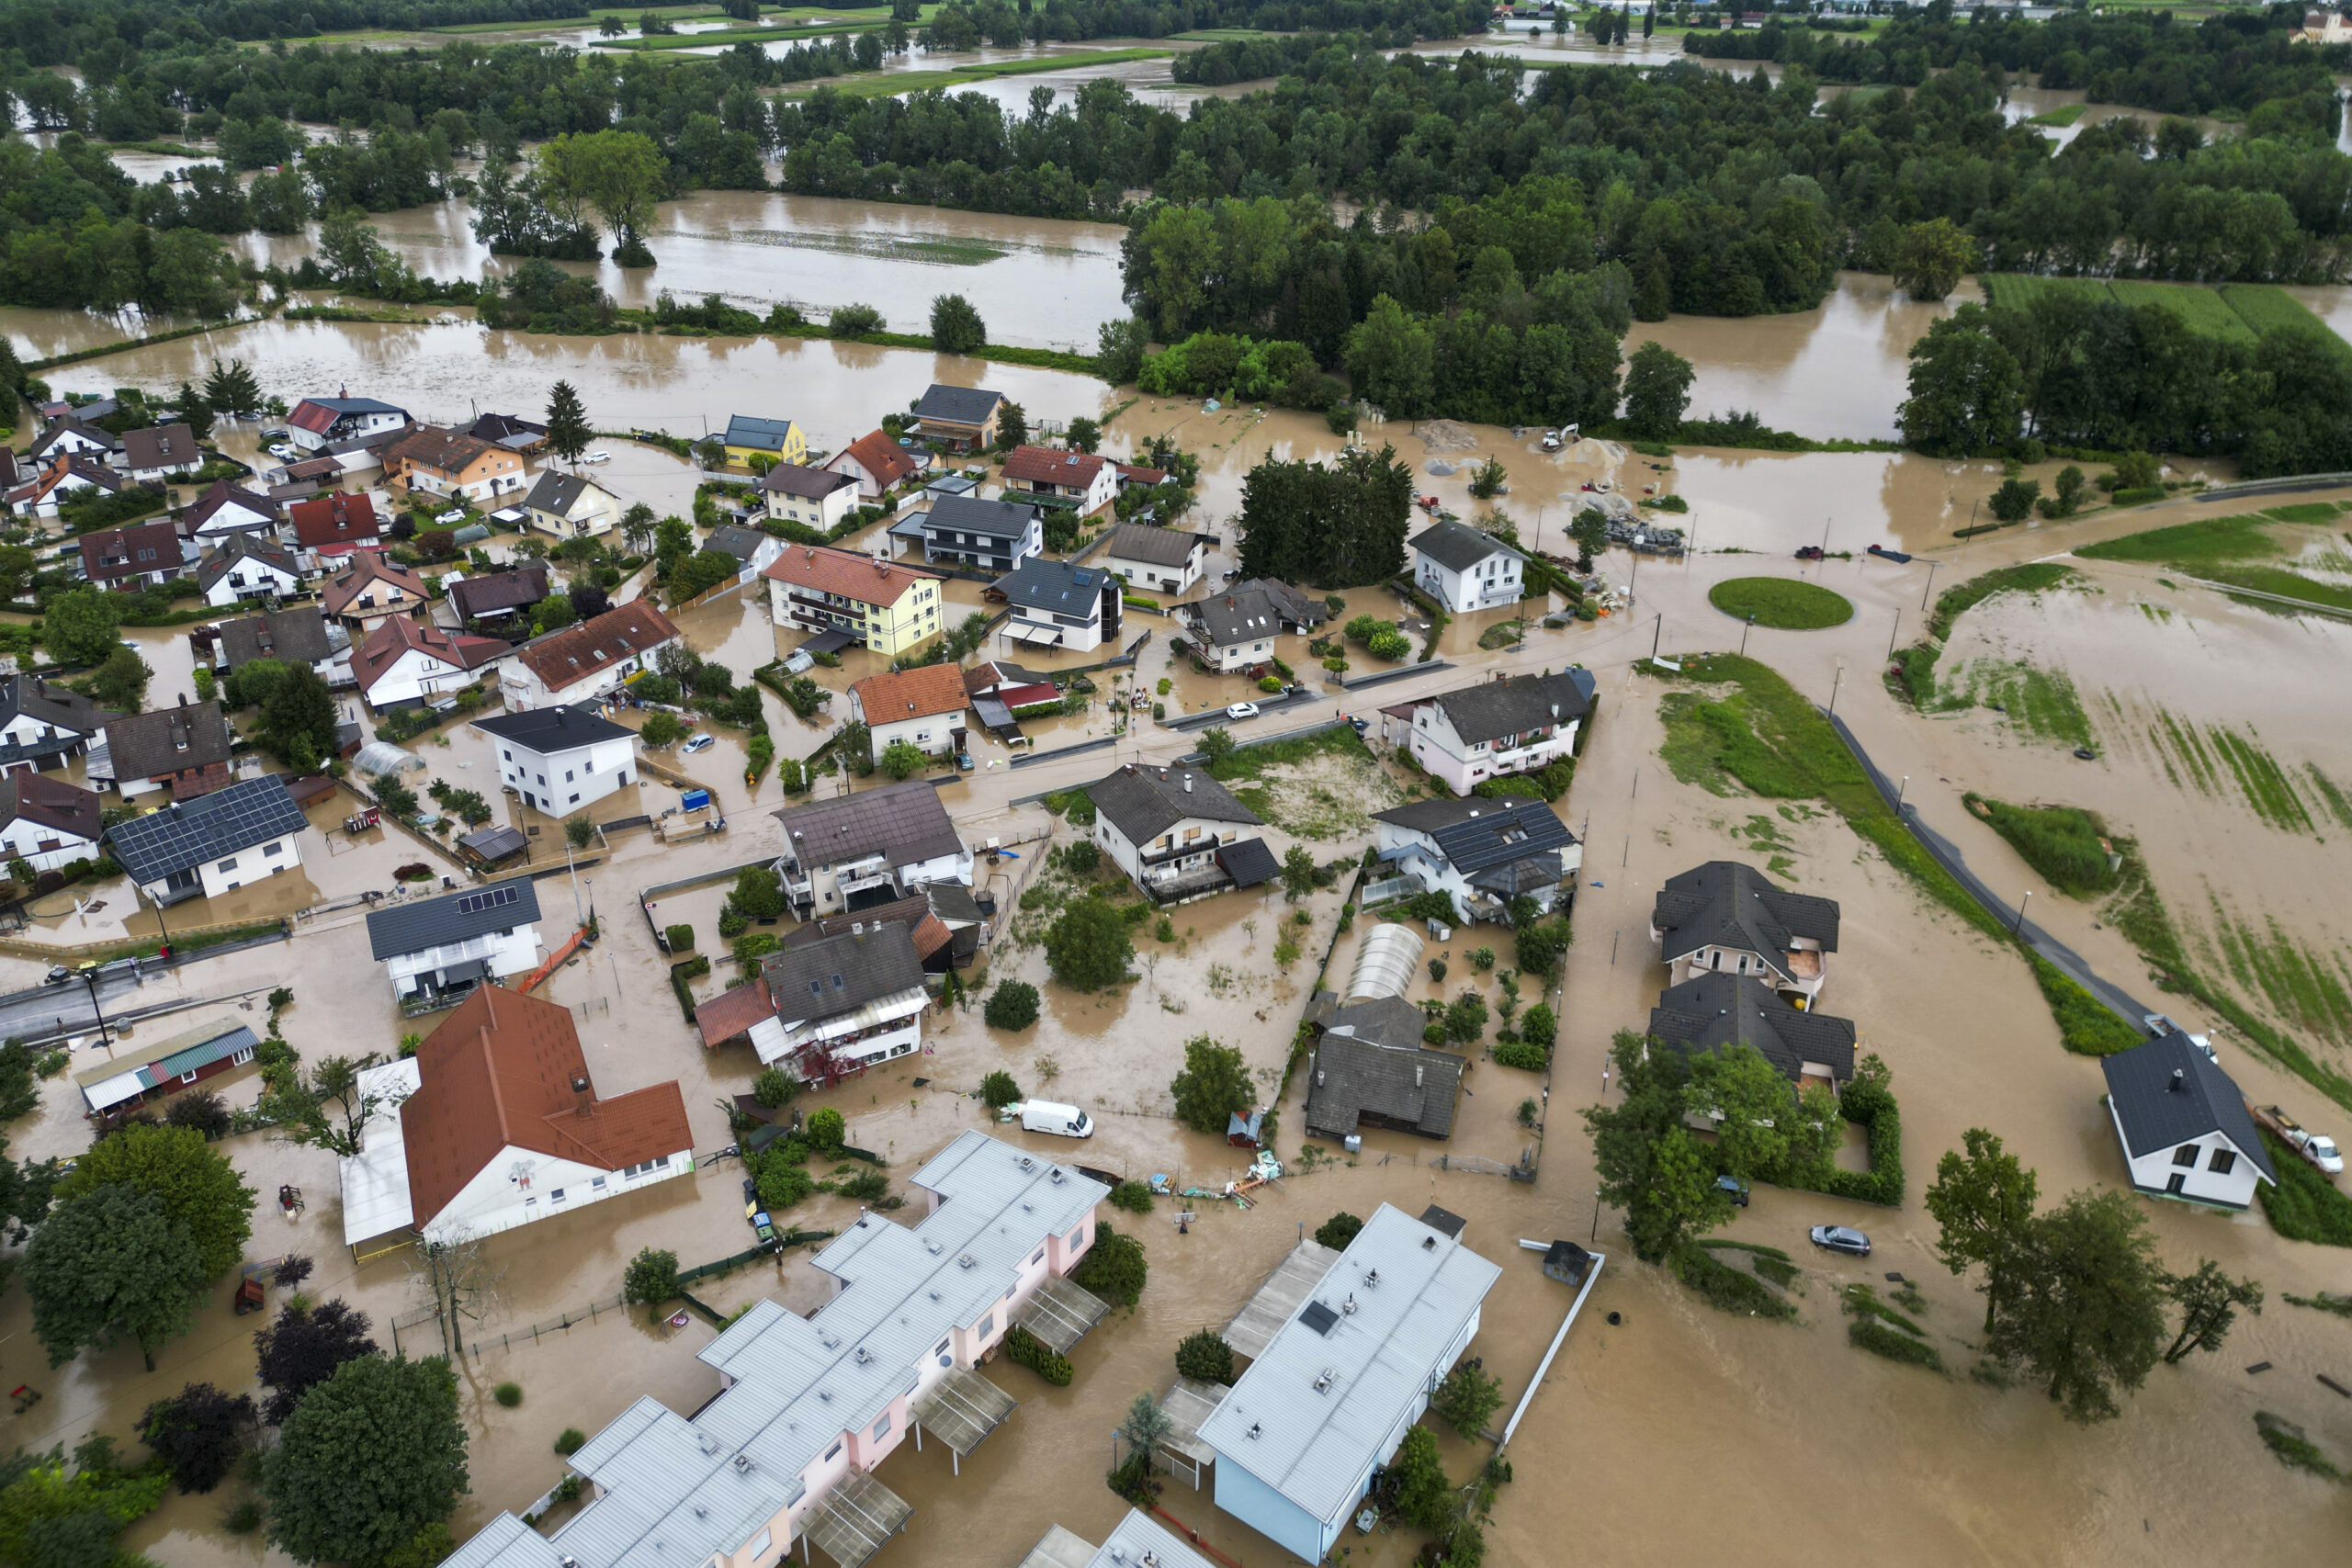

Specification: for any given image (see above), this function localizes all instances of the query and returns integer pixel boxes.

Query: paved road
[0,931,287,1044]
[1159,688,1321,733]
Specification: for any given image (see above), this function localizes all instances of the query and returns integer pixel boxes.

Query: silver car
[1809,1224,1871,1258]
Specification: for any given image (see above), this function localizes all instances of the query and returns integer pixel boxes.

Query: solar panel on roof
[455,885,519,917]
[1300,1300,1339,1337]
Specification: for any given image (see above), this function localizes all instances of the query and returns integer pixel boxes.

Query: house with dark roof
[210,606,352,688]
[702,524,784,588]
[1408,518,1524,615]
[102,773,308,902]
[780,886,976,972]
[1172,579,1327,674]
[991,556,1119,653]
[73,1017,262,1117]
[181,479,282,544]
[472,704,638,816]
[197,533,306,607]
[910,384,1005,452]
[1000,445,1114,513]
[752,922,928,1078]
[499,603,681,712]
[444,564,550,626]
[366,875,546,1010]
[466,412,548,454]
[1102,522,1213,596]
[1371,795,1580,922]
[769,779,973,917]
[1651,860,1840,1004]
[118,423,203,483]
[91,700,237,800]
[522,469,621,539]
[79,520,185,592]
[0,676,115,777]
[758,463,857,534]
[1303,1033,1466,1143]
[336,983,693,1247]
[2102,1031,2277,1210]
[10,456,130,520]
[897,492,1041,574]
[762,544,945,659]
[322,553,431,633]
[1648,973,1858,1094]
[848,663,968,761]
[721,413,807,470]
[1085,761,1275,903]
[356,615,506,711]
[28,414,119,464]
[386,425,526,505]
[288,491,383,563]
[1305,992,1431,1053]
[822,429,922,500]
[288,395,410,453]
[1376,668,1593,797]
[0,771,102,872]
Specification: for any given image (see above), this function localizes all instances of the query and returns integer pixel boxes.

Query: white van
[1020,1100,1093,1138]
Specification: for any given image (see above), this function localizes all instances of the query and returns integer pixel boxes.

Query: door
[2165,1172,2187,1195]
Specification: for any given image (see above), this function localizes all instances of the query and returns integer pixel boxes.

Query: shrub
[493,1382,523,1407]
[1520,1002,1556,1051]
[806,1107,845,1150]
[1109,1180,1154,1214]
[1430,1359,1505,1439]
[664,923,695,953]
[2256,1129,2352,1246]
[1849,1318,1945,1371]
[1070,1220,1147,1307]
[1003,1324,1072,1385]
[555,1428,586,1455]
[757,1161,815,1210]
[622,1247,679,1306]
[1428,957,1448,983]
[1515,915,1572,977]
[979,1071,1022,1111]
[752,1068,797,1110]
[1314,1212,1363,1249]
[1962,795,2118,897]
[1443,993,1487,1044]
[1492,1040,1549,1071]
[984,981,1040,1032]
[1174,1328,1234,1384]
[1672,1244,1797,1319]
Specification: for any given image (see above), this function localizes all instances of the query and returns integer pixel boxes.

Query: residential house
[10,456,132,519]
[2102,1031,2278,1210]
[102,773,309,902]
[322,553,432,634]
[444,565,550,627]
[435,1133,1109,1568]
[288,395,411,453]
[2301,8,2351,42]
[0,677,114,776]
[28,415,119,465]
[182,479,282,545]
[288,491,383,564]
[471,705,638,816]
[911,383,1004,452]
[1000,445,1115,514]
[266,455,348,501]
[366,876,546,1011]
[117,423,203,483]
[960,660,1060,740]
[1650,860,1841,1004]
[753,462,855,536]
[356,615,507,712]
[1173,579,1328,675]
[748,922,928,1077]
[823,429,921,500]
[763,545,945,659]
[0,771,102,872]
[386,426,527,505]
[73,1018,262,1119]
[722,413,808,470]
[1377,668,1592,797]
[1019,1513,1224,1568]
[1369,795,1580,922]
[89,701,237,799]
[1200,1204,1502,1563]
[769,778,973,918]
[1302,1027,1467,1143]
[212,607,353,689]
[1102,522,1211,597]
[1648,973,1858,1095]
[79,521,185,592]
[847,663,968,762]
[1085,761,1278,903]
[992,556,1119,654]
[0,448,20,493]
[1408,518,1524,615]
[702,524,785,587]
[1114,459,1169,492]
[336,983,693,1249]
[466,412,548,454]
[779,886,975,972]
[499,603,681,712]
[521,470,621,539]
[898,493,1043,574]
[196,535,306,607]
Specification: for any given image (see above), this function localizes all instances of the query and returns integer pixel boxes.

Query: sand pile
[1412,419,1481,454]
[1564,436,1624,467]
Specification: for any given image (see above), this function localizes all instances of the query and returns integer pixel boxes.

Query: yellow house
[722,414,808,471]
[762,545,944,658]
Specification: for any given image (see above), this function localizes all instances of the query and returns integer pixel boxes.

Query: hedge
[665,923,695,953]
[1671,1243,1796,1319]
[1003,1324,1072,1385]
[1784,1069,1904,1206]
[1491,1040,1550,1072]
[1848,1318,1943,1371]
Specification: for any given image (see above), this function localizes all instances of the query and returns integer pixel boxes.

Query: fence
[390,1291,629,1359]
[1368,1147,1537,1180]
[1360,873,1420,907]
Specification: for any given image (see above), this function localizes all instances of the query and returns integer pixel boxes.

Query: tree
[58,1122,254,1280]
[1987,477,2041,524]
[141,1383,256,1494]
[1343,295,1435,417]
[640,711,685,749]
[1044,897,1133,991]
[1683,1043,1801,1181]
[1893,217,1977,302]
[1169,1036,1251,1134]
[43,590,125,668]
[261,664,338,766]
[622,1247,679,1307]
[1174,1328,1233,1384]
[878,739,927,780]
[254,1299,379,1425]
[1584,1031,1730,1262]
[752,1067,797,1110]
[1468,456,1508,500]
[533,592,577,636]
[1070,1220,1146,1306]
[978,1070,1023,1110]
[806,1107,845,1149]
[564,814,595,850]
[1898,305,2023,457]
[1119,1389,1171,1458]
[929,293,986,354]
[1235,444,1413,588]
[1621,342,1695,439]
[1515,914,1571,978]
[1066,416,1102,454]
[1195,727,1236,769]
[1280,845,1316,901]
[204,358,264,419]
[0,544,35,604]
[263,1055,404,1158]
[1569,507,1610,573]
[265,1355,468,1567]
[2109,451,2161,491]
[997,400,1029,450]
[1988,1189,2167,1424]
[1430,1359,1505,1439]
[537,130,667,262]
[729,865,786,921]
[2163,1260,2261,1365]
[23,1184,206,1370]
[1925,1127,2041,1333]
[1520,1001,1557,1052]
[88,646,151,713]
[1443,993,1487,1045]
[544,379,591,466]
[1387,1426,1453,1534]
[983,984,1038,1032]
[1314,1211,1363,1249]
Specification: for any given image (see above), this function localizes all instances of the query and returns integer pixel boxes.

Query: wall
[2113,1108,2264,1210]
[424,1145,695,1241]
[495,734,638,814]
[384,924,542,998]
[1211,1454,1330,1563]
[195,832,302,899]
[0,817,96,874]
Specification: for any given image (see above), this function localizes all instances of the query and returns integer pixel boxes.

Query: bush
[806,1107,845,1150]
[1315,1212,1363,1249]
[757,1160,815,1210]
[984,981,1040,1032]
[493,1382,523,1407]
[2256,1128,2352,1246]
[664,923,695,953]
[1963,795,2117,897]
[1070,1220,1147,1307]
[1520,1002,1556,1051]
[622,1247,679,1306]
[1672,1244,1797,1319]
[979,1070,1022,1111]
[1492,1040,1550,1071]
[1174,1328,1234,1384]
[555,1428,586,1455]
[1109,1180,1154,1214]
[1430,1359,1505,1439]
[1002,1324,1073,1385]
[1788,1056,1904,1205]
[1849,1318,1945,1371]
[752,1068,797,1110]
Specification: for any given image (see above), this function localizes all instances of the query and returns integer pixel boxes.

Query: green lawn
[2076,513,2352,615]
[1981,276,2348,364]
[1706,577,1855,630]
[1963,795,2118,897]
[2028,102,2087,126]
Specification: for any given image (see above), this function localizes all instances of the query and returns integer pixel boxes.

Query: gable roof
[703,525,772,565]
[1410,670,1590,747]
[29,415,120,457]
[1652,861,1841,968]
[467,412,546,448]
[783,896,954,963]
[694,978,776,1049]
[1303,1034,1465,1139]
[2102,1032,2278,1183]
[1373,795,1576,875]
[322,553,430,615]
[912,384,1004,427]
[851,662,968,726]
[195,533,302,592]
[512,603,679,694]
[0,771,101,843]
[524,469,618,517]
[0,676,112,750]
[1409,518,1521,573]
[79,520,182,583]
[387,424,500,477]
[770,778,964,869]
[830,430,918,490]
[470,704,635,754]
[368,875,544,960]
[185,479,280,532]
[447,564,549,620]
[1648,973,1858,1086]
[215,607,338,671]
[354,615,507,694]
[758,922,926,1023]
[72,1018,261,1110]
[757,463,854,501]
[1103,522,1206,569]
[288,491,382,549]
[1181,579,1326,647]
[119,423,198,470]
[1315,994,1430,1053]
[103,774,307,883]
[993,556,1111,615]
[762,544,939,608]
[289,396,405,434]
[723,414,799,452]
[101,701,234,783]
[926,492,1038,539]
[1001,445,1104,488]
[401,985,694,1226]
[1085,761,1261,843]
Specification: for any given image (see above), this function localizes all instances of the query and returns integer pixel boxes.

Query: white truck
[2252,1105,2344,1176]
[1018,1100,1093,1139]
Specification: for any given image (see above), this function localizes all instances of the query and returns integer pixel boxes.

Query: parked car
[582,450,611,464]
[682,733,716,755]
[435,507,467,525]
[267,443,297,460]
[1224,702,1260,721]
[1809,1224,1871,1257]
[2253,1105,2344,1175]
[1715,1174,1749,1207]
[260,428,289,443]
[41,966,71,986]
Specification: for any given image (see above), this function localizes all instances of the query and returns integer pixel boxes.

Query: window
[565,770,575,783]
[1068,1224,1085,1249]
[824,1442,842,1462]
[871,1413,891,1442]
[264,841,283,857]
[592,1176,607,1190]
[975,1313,993,1339]
[1030,1247,1045,1266]
[2172,1144,2201,1168]
[231,1046,254,1066]
[2207,1148,2237,1175]
[217,856,238,873]
[551,1188,568,1202]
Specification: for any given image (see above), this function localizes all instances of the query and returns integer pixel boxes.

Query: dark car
[1809,1224,1871,1257]
[1715,1174,1749,1207]
[42,966,71,986]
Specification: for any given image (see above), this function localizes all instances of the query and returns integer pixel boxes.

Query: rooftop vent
[1342,1294,1358,1315]
[732,1454,752,1474]
[1422,1235,1438,1251]
[957,1253,977,1269]
[853,1347,872,1365]
[2170,1068,2187,1089]
[1312,1370,1335,1393]
[1048,1168,1065,1184]
[1364,1269,1381,1288]
[1018,1156,1035,1172]
[1246,1422,1261,1440]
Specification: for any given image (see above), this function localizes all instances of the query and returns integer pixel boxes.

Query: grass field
[2028,102,2087,126]
[775,46,1169,96]
[1705,577,1855,629]
[2077,511,2352,614]
[2107,279,2256,343]
[1963,795,2118,896]
[1982,276,2352,364]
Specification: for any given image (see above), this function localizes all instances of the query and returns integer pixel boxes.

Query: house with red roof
[353,615,507,712]
[761,544,944,658]
[498,602,681,712]
[287,395,410,454]
[322,553,432,634]
[848,662,969,761]
[1000,444,1115,514]
[288,491,383,564]
[822,429,922,501]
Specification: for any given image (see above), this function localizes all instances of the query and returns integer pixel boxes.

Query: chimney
[571,1073,593,1114]
[1414,1064,1424,1088]
[2169,1068,2186,1090]
[1182,773,1193,793]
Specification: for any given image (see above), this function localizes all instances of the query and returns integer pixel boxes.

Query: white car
[435,507,467,525]
[682,733,716,755]
[267,442,297,460]
[1224,702,1260,721]
[582,450,611,464]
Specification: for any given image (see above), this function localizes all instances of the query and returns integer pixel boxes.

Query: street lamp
[81,964,111,1051]
[1739,614,1754,658]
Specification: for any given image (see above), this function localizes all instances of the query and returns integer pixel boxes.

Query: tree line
[918,0,1482,51]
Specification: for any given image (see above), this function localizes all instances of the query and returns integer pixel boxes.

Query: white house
[1370,795,1580,923]
[27,416,119,465]
[1085,761,1280,903]
[1001,444,1117,514]
[521,470,621,539]
[1408,518,1524,615]
[847,663,968,762]
[750,923,928,1078]
[1102,521,1211,596]
[769,780,973,919]
[2102,1032,2278,1211]
[993,556,1118,654]
[822,428,921,501]
[499,604,681,713]
[336,984,693,1249]
[288,395,411,453]
[760,463,859,534]
[1173,578,1327,675]
[364,876,545,1012]
[101,775,310,906]
[0,676,113,777]
[471,705,639,817]
[196,535,307,608]
[897,492,1044,574]
[118,424,204,483]
[0,772,102,872]
[1651,860,1841,1005]
[183,480,284,544]
[1376,668,1591,796]
[354,616,506,713]
[702,523,785,587]
[1020,1513,1224,1568]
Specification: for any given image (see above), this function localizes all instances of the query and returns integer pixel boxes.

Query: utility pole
[1739,614,1754,658]
[2015,889,2032,935]
[1818,514,1831,558]
[1649,613,1662,663]
[565,842,585,928]
[82,965,111,1051]
[1921,558,1941,612]
[1896,775,1909,813]
[1887,608,1903,659]
[1827,664,1844,718]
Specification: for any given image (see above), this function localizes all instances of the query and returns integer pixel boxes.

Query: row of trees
[1234,444,1414,588]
